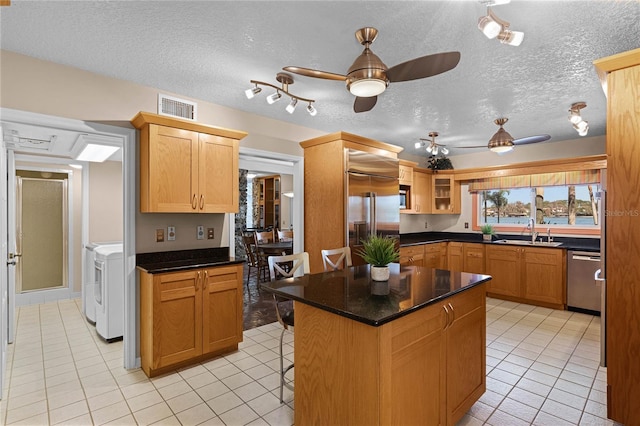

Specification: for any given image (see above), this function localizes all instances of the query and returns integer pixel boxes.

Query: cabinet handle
[447,303,455,327]
[196,271,200,290]
[192,194,197,210]
[203,271,208,289]
[199,195,204,210]
[442,304,450,329]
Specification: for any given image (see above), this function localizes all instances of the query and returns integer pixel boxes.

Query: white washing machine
[83,242,121,324]
[94,244,124,342]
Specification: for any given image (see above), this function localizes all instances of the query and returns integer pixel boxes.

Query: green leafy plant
[480,224,495,235]
[427,155,454,171]
[357,234,400,267]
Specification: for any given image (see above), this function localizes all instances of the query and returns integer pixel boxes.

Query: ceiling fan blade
[386,51,461,82]
[513,134,551,145]
[457,145,490,149]
[354,96,377,113]
[283,66,346,81]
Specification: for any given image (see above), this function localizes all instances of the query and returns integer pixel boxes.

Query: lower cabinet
[139,264,243,377]
[463,243,486,274]
[386,284,486,425]
[400,245,425,267]
[425,242,448,269]
[485,245,566,309]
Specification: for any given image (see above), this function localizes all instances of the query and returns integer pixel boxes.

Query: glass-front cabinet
[431,174,461,214]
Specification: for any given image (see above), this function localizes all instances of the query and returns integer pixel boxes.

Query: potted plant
[481,224,495,242]
[357,234,400,281]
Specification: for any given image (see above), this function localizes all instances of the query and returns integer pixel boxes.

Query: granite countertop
[136,247,244,274]
[261,263,491,327]
[400,231,600,252]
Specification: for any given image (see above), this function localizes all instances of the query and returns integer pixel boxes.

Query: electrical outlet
[197,225,205,240]
[207,228,214,239]
[167,226,176,241]
[464,222,469,229]
[156,229,164,242]
[424,221,428,229]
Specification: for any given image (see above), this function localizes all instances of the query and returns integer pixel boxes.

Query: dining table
[257,240,294,256]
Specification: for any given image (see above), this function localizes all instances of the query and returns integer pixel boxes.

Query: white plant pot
[483,234,492,242]
[371,265,390,282]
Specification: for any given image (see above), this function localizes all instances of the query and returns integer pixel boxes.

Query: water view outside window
[479,185,601,227]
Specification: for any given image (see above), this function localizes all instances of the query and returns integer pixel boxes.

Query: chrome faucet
[528,218,538,244]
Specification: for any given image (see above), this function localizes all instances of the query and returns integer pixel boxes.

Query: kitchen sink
[493,239,563,247]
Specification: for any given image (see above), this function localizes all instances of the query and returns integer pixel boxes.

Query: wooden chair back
[277,229,294,242]
[254,230,274,244]
[321,247,353,271]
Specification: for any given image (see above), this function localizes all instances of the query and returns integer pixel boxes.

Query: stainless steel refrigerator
[346,149,400,265]
[595,170,607,367]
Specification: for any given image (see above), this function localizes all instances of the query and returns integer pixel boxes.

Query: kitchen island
[262,263,491,426]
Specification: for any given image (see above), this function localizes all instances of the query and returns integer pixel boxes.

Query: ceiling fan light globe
[349,78,387,97]
[490,145,514,153]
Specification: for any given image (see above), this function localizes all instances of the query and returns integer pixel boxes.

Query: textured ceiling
[1,1,639,159]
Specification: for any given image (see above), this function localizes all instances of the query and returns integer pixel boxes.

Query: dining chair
[254,230,275,244]
[277,229,294,242]
[267,252,310,403]
[321,246,353,271]
[241,235,268,291]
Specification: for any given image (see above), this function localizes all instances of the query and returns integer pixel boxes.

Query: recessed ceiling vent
[158,94,197,121]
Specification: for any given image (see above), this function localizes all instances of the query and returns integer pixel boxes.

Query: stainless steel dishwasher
[567,250,602,315]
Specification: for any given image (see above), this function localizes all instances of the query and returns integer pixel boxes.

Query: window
[477,184,602,232]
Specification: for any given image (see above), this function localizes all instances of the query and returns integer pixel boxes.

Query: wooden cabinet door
[463,243,485,274]
[521,247,565,306]
[386,299,446,426]
[198,133,239,213]
[446,286,486,425]
[424,243,447,269]
[400,245,424,267]
[153,270,202,369]
[413,170,432,214]
[202,265,243,354]
[431,175,461,214]
[399,164,413,186]
[447,242,463,271]
[485,245,521,297]
[145,124,198,212]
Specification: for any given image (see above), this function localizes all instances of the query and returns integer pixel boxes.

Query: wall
[0,50,325,254]
[280,174,294,230]
[88,161,123,243]
[400,136,606,236]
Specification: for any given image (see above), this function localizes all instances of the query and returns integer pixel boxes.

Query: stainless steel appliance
[594,178,606,367]
[346,149,399,265]
[567,250,602,315]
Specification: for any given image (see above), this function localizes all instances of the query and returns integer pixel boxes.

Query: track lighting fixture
[416,132,450,156]
[569,102,589,136]
[245,72,317,116]
[477,7,524,47]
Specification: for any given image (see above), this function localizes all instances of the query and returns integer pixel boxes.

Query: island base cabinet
[294,283,486,426]
[140,264,243,377]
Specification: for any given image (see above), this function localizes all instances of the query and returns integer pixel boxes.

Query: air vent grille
[158,94,197,120]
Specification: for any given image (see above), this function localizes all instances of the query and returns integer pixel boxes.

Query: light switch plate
[167,226,176,241]
[197,225,205,240]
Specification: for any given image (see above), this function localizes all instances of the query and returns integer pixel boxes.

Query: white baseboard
[15,289,82,307]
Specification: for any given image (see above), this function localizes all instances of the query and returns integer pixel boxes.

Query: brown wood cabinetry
[399,244,425,267]
[594,48,640,424]
[294,283,485,426]
[463,243,485,274]
[412,168,432,214]
[485,244,565,309]
[399,162,414,186]
[425,242,448,269]
[300,132,402,273]
[139,264,243,377]
[132,111,246,213]
[432,174,461,214]
[448,242,463,271]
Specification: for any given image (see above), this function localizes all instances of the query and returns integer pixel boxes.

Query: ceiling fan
[416,131,449,155]
[459,118,551,154]
[283,27,461,113]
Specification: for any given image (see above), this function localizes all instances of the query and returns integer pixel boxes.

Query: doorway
[16,172,69,293]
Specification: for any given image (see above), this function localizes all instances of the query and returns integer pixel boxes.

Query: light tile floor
[0,297,620,425]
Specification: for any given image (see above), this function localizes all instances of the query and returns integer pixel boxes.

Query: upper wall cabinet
[132,112,247,213]
[432,173,461,214]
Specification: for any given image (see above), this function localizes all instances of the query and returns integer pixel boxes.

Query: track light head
[285,98,298,114]
[569,102,589,136]
[245,86,261,99]
[307,103,317,116]
[497,29,524,46]
[266,92,282,104]
[478,13,501,39]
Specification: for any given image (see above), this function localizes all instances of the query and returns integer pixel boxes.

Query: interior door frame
[0,108,137,369]
[1,124,7,399]
[234,147,304,256]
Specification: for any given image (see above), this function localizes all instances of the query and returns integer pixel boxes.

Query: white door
[6,151,16,346]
